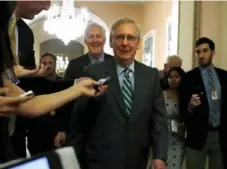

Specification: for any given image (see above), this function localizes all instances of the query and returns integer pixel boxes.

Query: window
[165,16,172,58]
[165,0,179,61]
[142,29,156,67]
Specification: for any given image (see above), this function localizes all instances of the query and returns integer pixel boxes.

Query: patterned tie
[208,69,218,127]
[121,69,133,117]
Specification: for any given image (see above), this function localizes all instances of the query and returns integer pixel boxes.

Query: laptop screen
[8,157,50,169]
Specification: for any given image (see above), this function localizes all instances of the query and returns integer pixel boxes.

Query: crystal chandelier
[56,55,69,74]
[44,0,90,45]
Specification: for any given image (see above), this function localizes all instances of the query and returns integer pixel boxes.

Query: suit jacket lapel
[129,62,147,122]
[193,68,209,106]
[82,54,91,71]
[105,59,126,115]
[104,53,110,61]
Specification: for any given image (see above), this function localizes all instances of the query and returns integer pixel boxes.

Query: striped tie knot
[124,68,131,77]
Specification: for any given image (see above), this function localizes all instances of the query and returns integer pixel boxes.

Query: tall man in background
[64,22,112,80]
[179,37,227,169]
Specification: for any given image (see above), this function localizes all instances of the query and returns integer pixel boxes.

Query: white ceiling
[25,1,145,25]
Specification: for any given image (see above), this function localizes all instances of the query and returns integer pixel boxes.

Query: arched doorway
[25,6,113,62]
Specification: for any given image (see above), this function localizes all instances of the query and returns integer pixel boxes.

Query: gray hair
[167,55,182,63]
[110,17,141,42]
[84,21,106,40]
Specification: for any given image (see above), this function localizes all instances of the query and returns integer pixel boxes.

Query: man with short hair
[25,53,69,155]
[67,17,168,169]
[179,37,227,169]
[40,53,60,80]
[166,55,182,69]
[64,22,112,80]
[160,55,182,90]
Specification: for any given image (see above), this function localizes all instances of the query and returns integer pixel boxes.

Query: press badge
[50,111,56,116]
[211,90,218,100]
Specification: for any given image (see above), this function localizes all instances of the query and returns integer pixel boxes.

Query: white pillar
[178,1,195,71]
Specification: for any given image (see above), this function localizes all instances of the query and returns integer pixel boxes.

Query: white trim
[165,16,172,61]
[142,29,156,67]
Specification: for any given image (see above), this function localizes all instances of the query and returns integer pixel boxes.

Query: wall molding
[192,1,201,68]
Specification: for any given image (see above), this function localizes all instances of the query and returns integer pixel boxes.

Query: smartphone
[98,76,111,85]
[18,90,34,98]
[94,76,111,92]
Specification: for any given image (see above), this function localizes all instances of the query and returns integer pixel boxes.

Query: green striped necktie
[121,68,133,117]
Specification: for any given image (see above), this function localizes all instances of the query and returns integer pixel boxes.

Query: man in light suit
[67,17,168,169]
[64,22,112,80]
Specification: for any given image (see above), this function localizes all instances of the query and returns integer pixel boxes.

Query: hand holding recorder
[189,92,203,108]
[74,77,110,97]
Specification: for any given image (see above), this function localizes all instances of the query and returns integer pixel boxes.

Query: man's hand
[54,132,66,148]
[152,159,166,169]
[189,93,202,108]
[14,64,48,78]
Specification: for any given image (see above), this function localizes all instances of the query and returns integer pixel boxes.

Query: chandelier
[56,55,69,74]
[44,0,90,45]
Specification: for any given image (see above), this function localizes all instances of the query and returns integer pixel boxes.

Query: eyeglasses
[113,34,138,42]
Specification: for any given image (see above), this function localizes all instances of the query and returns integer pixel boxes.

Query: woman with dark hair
[163,67,185,169]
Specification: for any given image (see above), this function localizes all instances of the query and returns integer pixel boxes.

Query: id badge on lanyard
[211,89,218,100]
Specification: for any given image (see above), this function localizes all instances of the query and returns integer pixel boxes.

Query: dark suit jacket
[17,19,36,69]
[64,53,112,79]
[179,67,227,152]
[0,1,16,163]
[11,76,74,156]
[67,59,168,169]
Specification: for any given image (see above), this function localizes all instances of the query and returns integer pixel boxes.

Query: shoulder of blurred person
[65,52,113,79]
[17,18,36,69]
[0,1,16,72]
[0,1,16,31]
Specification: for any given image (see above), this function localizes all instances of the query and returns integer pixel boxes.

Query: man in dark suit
[179,37,227,169]
[64,22,112,80]
[67,17,168,169]
[26,53,70,155]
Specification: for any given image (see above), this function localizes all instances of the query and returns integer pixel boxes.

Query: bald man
[167,55,182,69]
[160,55,183,90]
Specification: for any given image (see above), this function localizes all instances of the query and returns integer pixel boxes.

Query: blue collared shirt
[116,62,135,90]
[88,52,105,64]
[199,65,221,126]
